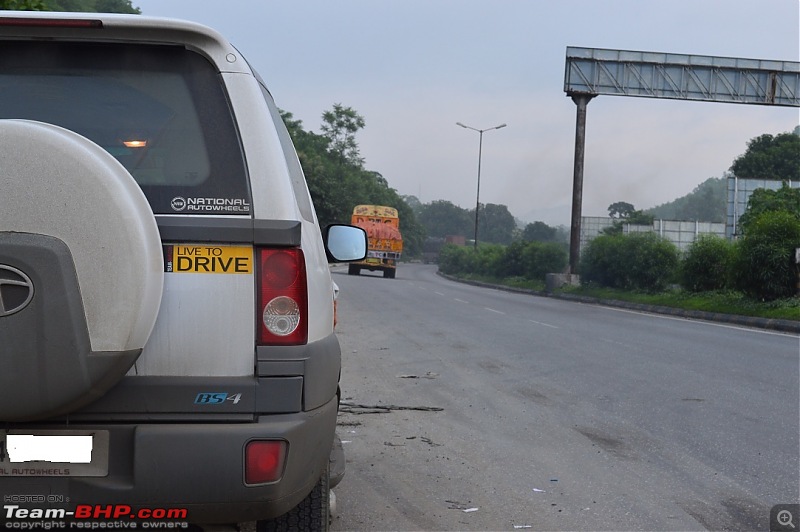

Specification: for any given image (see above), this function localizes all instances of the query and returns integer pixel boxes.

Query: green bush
[437,240,567,282]
[732,211,800,300]
[578,234,626,288]
[522,242,568,281]
[626,233,680,291]
[474,244,505,276]
[438,243,505,276]
[580,233,679,292]
[498,241,527,278]
[738,182,800,234]
[437,244,470,275]
[681,234,734,292]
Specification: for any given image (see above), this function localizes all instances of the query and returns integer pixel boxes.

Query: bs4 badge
[194,393,242,405]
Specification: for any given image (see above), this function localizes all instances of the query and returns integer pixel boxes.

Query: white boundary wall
[581,217,725,254]
[581,177,797,254]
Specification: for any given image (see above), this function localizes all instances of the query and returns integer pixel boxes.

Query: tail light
[257,248,308,345]
[245,440,287,485]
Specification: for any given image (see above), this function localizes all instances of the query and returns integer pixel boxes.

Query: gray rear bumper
[0,396,337,524]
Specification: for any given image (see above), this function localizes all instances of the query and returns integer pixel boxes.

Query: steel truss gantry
[562,47,800,274]
[565,47,800,106]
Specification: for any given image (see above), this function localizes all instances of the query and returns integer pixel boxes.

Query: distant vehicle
[423,237,446,263]
[0,10,366,531]
[348,205,404,279]
[423,235,466,263]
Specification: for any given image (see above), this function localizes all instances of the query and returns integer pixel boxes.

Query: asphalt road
[329,263,799,532]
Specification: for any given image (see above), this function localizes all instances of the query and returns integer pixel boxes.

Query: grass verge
[445,272,799,321]
[557,285,799,321]
[455,273,546,292]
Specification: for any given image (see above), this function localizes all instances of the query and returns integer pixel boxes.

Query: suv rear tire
[257,467,330,532]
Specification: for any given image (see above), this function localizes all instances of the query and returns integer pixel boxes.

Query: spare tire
[0,120,163,421]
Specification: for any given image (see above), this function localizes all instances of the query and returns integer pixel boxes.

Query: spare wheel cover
[0,120,163,421]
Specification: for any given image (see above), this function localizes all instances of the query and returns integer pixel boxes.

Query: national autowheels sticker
[163,245,252,274]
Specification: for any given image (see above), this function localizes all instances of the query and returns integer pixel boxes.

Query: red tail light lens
[257,248,308,345]
[245,440,287,485]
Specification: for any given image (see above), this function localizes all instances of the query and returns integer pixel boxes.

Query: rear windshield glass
[0,41,250,215]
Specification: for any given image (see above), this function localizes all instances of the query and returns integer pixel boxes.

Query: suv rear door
[0,40,257,378]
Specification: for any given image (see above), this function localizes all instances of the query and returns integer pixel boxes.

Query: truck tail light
[257,248,308,346]
[245,440,287,485]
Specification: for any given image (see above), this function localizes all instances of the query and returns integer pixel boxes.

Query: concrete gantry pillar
[568,93,594,275]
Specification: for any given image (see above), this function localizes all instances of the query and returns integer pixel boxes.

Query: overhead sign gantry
[562,46,800,274]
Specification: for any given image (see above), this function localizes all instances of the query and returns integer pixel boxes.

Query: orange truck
[349,205,403,278]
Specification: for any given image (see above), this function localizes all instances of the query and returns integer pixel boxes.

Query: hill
[646,177,726,222]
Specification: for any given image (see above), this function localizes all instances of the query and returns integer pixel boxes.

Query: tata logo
[0,264,34,317]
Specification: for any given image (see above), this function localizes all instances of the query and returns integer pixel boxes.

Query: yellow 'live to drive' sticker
[163,245,253,274]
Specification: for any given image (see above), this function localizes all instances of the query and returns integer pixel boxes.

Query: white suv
[0,11,365,530]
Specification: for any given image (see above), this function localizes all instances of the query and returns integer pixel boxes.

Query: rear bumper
[357,258,396,271]
[0,396,337,524]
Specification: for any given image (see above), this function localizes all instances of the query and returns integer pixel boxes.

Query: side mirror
[323,224,367,263]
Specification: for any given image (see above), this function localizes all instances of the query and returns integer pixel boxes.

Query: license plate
[0,430,109,477]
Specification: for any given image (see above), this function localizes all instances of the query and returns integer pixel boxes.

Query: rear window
[0,41,250,215]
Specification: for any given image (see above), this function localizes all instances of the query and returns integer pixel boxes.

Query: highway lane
[330,263,799,531]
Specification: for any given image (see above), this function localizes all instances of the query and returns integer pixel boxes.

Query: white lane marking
[434,291,445,296]
[485,307,505,315]
[598,305,799,338]
[529,319,559,329]
[454,298,469,304]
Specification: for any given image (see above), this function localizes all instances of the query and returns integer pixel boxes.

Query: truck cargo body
[349,205,403,279]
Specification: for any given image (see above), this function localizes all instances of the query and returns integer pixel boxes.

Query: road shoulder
[436,271,800,334]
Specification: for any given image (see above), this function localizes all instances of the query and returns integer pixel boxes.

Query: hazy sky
[135,0,799,225]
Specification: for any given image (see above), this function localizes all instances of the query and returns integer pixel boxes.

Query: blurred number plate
[0,430,109,477]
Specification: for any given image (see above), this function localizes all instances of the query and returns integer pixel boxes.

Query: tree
[728,179,800,300]
[731,132,800,181]
[627,210,655,226]
[280,108,425,258]
[522,221,557,243]
[0,0,46,8]
[608,201,635,219]
[1,0,143,12]
[402,195,422,216]
[93,0,139,13]
[732,211,800,300]
[647,177,726,222]
[476,203,516,245]
[738,182,800,235]
[602,203,654,235]
[281,110,345,226]
[320,103,366,167]
[417,200,472,239]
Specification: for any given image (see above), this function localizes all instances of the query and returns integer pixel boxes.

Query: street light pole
[456,122,507,250]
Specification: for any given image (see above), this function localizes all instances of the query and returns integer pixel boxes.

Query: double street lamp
[456,121,507,250]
